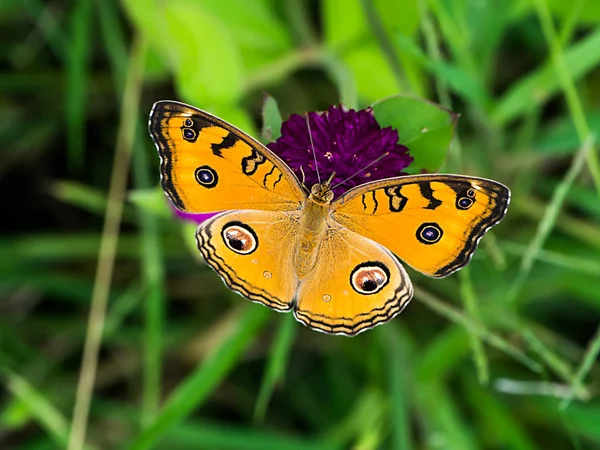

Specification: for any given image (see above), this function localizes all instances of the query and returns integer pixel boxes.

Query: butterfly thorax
[294,183,334,279]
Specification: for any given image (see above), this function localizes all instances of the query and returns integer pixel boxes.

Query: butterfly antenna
[331,152,389,190]
[305,113,321,184]
[299,166,310,193]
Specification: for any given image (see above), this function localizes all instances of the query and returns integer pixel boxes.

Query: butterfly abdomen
[294,198,332,279]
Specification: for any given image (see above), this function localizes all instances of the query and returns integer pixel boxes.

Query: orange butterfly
[149,101,510,336]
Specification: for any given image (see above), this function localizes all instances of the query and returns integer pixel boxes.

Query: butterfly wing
[332,174,510,278]
[196,210,300,311]
[294,225,413,336]
[149,101,304,213]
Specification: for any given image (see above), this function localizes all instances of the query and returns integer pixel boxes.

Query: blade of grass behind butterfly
[502,241,600,276]
[253,313,298,422]
[132,131,166,426]
[95,399,341,450]
[325,387,386,448]
[65,0,92,170]
[1,367,70,449]
[506,134,594,303]
[415,382,478,450]
[414,287,542,373]
[492,26,600,134]
[129,306,270,450]
[51,180,138,225]
[97,0,128,90]
[519,329,578,394]
[458,267,489,385]
[379,325,414,450]
[13,0,68,65]
[463,374,538,450]
[533,0,600,196]
[67,33,148,450]
[98,0,165,424]
[561,324,600,409]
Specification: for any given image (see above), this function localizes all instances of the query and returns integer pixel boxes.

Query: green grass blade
[134,144,166,428]
[465,377,537,450]
[253,313,297,422]
[163,421,341,450]
[51,180,137,224]
[533,0,600,196]
[493,26,600,127]
[415,383,478,450]
[507,135,594,303]
[458,267,489,385]
[97,0,128,90]
[561,324,600,409]
[502,241,600,276]
[67,34,148,450]
[65,0,92,170]
[3,368,70,448]
[129,306,270,450]
[414,287,542,373]
[381,326,413,450]
[520,328,574,385]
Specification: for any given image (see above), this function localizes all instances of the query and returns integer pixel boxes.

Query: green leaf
[164,1,244,104]
[122,0,245,104]
[371,95,457,173]
[323,0,365,46]
[129,306,270,450]
[261,94,283,142]
[196,0,292,70]
[342,45,402,101]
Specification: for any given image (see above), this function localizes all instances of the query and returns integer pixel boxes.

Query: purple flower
[172,105,412,224]
[173,208,218,224]
[268,105,413,197]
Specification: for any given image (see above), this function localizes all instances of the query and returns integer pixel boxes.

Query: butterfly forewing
[332,174,510,278]
[149,101,305,214]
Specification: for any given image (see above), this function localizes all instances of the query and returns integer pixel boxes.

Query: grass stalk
[67,35,147,450]
[533,0,600,196]
[507,135,594,303]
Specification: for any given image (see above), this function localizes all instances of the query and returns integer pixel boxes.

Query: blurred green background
[2,0,600,449]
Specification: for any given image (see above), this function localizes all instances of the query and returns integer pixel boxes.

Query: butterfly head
[309,172,336,204]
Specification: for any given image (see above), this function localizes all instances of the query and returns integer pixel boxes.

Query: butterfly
[149,100,510,336]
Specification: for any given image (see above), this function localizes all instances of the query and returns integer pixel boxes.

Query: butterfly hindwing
[196,210,300,311]
[332,174,510,278]
[294,225,413,336]
[149,101,304,213]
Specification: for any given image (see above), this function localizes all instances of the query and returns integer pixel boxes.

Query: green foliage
[372,95,457,173]
[2,0,600,449]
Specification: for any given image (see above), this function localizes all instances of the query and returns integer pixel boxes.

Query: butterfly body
[150,100,510,336]
[294,180,337,278]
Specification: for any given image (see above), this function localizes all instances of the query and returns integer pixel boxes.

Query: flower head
[268,105,412,197]
[174,209,218,224]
